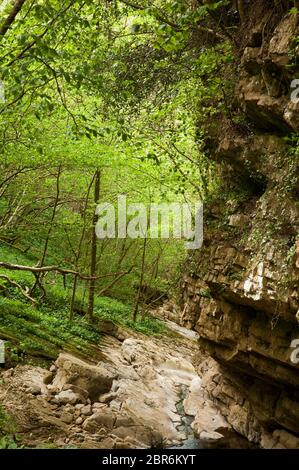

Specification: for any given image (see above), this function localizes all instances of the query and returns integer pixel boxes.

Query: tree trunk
[30,165,62,297]
[133,236,147,322]
[70,172,96,320]
[86,169,100,322]
[69,273,78,321]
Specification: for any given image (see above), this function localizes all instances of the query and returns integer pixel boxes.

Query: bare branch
[0,274,36,305]
[0,261,133,281]
[98,266,134,296]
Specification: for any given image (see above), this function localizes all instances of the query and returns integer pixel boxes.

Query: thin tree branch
[0,274,37,305]
[0,261,132,281]
[7,0,75,66]
[98,266,134,296]
[0,0,27,37]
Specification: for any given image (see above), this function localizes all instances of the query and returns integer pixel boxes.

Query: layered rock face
[181,5,299,447]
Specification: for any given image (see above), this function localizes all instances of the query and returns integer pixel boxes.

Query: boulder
[62,383,89,403]
[83,410,116,433]
[26,384,41,396]
[54,390,80,405]
[111,425,163,448]
[191,399,230,439]
[199,430,224,441]
[99,392,118,404]
[60,411,73,424]
[81,404,92,416]
[272,429,299,449]
[183,377,203,416]
[121,339,146,364]
[53,353,116,401]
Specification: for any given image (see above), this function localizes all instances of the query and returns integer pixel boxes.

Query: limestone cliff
[181,2,299,448]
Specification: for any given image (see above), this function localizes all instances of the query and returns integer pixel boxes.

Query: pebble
[55,390,79,405]
[60,412,73,424]
[75,404,84,410]
[81,404,92,416]
[64,404,75,413]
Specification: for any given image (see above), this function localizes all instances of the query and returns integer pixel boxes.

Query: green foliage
[199,288,212,299]
[283,135,299,195]
[0,406,12,432]
[0,276,165,362]
[0,296,101,358]
[0,0,232,359]
[0,405,18,449]
[94,296,165,336]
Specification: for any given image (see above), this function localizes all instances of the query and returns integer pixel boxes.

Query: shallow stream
[169,385,257,449]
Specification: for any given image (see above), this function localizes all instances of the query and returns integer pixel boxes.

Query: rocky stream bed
[0,318,255,449]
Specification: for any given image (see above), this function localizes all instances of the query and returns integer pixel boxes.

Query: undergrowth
[0,244,165,362]
[0,405,19,449]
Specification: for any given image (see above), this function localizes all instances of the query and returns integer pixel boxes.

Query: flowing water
[169,385,257,449]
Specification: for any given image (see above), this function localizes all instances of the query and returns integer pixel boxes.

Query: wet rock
[191,397,230,439]
[183,377,202,415]
[0,331,207,449]
[260,432,277,449]
[199,430,224,441]
[96,437,116,449]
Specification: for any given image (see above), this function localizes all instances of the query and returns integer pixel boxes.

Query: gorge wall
[180,1,299,448]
